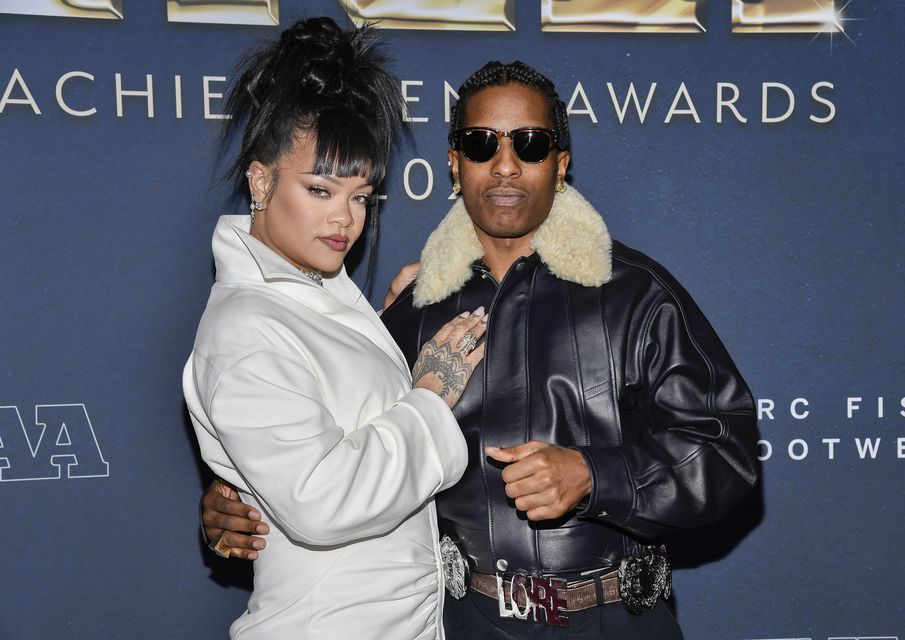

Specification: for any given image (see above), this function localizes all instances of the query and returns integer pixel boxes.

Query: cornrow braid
[448,61,570,151]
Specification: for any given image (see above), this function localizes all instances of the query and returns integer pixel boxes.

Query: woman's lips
[485,187,526,207]
[319,235,349,252]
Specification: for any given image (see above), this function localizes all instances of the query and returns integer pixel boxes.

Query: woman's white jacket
[183,216,467,639]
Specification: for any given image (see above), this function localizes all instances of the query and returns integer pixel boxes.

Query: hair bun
[248,17,382,108]
[222,16,405,188]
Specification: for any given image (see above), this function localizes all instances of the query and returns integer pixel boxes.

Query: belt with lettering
[440,537,671,627]
[469,569,621,627]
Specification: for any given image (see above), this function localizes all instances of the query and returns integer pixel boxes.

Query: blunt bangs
[309,109,385,186]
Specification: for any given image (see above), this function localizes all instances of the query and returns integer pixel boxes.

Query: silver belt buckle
[439,535,470,600]
[618,545,672,614]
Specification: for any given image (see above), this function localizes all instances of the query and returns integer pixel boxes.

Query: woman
[183,17,486,639]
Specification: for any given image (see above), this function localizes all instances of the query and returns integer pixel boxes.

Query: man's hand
[485,441,592,521]
[383,262,420,310]
[202,478,270,560]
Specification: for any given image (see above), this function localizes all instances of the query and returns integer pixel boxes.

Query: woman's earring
[452,182,461,195]
[246,169,265,224]
[555,182,566,193]
[250,192,264,224]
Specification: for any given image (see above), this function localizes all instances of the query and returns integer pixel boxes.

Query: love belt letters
[440,536,672,627]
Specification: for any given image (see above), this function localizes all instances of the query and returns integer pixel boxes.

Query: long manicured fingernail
[481,314,489,323]
[459,311,471,317]
[473,306,485,316]
[256,523,270,534]
[252,539,266,550]
[485,446,500,452]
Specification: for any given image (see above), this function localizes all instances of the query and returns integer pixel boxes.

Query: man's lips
[319,235,349,251]
[485,187,527,207]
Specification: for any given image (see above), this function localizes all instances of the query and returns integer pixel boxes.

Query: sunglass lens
[461,130,498,163]
[513,131,552,163]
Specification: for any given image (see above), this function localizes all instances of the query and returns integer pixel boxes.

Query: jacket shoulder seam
[206,347,318,412]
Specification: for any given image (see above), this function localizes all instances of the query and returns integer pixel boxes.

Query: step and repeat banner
[1,1,902,639]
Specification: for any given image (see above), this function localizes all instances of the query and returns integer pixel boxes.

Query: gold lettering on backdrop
[540,0,706,33]
[337,0,515,31]
[732,0,841,33]
[167,0,278,25]
[0,0,123,19]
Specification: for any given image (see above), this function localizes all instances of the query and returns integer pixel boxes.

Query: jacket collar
[413,185,612,308]
[213,215,335,287]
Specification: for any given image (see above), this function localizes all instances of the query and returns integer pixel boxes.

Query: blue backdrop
[2,1,903,639]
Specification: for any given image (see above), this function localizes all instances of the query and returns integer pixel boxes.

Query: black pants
[443,591,684,639]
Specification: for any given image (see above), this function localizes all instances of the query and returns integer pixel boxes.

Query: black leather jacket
[382,240,759,576]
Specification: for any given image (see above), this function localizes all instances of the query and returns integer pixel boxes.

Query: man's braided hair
[448,61,570,152]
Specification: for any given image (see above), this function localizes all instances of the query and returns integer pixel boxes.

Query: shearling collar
[413,185,612,308]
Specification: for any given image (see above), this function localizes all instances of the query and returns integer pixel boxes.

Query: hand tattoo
[412,339,471,400]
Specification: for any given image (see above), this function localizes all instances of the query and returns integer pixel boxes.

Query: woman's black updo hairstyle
[223,17,405,190]
[448,61,570,152]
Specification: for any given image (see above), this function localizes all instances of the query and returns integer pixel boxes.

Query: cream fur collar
[413,185,612,308]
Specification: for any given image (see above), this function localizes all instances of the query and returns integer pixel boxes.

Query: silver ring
[458,332,478,355]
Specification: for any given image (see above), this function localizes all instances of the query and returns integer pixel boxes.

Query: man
[202,61,759,638]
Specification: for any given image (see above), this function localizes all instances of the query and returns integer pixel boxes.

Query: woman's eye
[308,186,330,198]
[353,194,373,206]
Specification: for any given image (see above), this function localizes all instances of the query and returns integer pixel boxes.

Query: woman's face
[248,134,374,274]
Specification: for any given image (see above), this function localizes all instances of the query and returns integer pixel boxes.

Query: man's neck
[476,231,534,282]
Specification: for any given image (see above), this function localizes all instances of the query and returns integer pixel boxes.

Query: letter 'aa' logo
[0,405,109,481]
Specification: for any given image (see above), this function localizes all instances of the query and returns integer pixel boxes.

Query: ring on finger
[458,332,478,355]
[210,536,232,558]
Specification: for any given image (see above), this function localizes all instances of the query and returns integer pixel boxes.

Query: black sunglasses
[452,127,557,164]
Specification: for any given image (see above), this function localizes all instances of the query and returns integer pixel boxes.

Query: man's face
[449,83,570,245]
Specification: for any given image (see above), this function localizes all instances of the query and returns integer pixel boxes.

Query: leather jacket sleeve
[574,268,759,538]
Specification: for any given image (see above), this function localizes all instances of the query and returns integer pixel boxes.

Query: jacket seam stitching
[618,448,639,526]
[633,291,667,384]
[584,381,614,400]
[633,444,709,484]
[526,267,541,569]
[564,284,590,448]
[205,347,317,410]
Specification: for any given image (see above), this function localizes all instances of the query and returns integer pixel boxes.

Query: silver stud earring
[245,169,252,178]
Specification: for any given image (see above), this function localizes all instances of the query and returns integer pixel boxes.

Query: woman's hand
[412,308,488,409]
[201,478,269,560]
[383,262,420,310]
